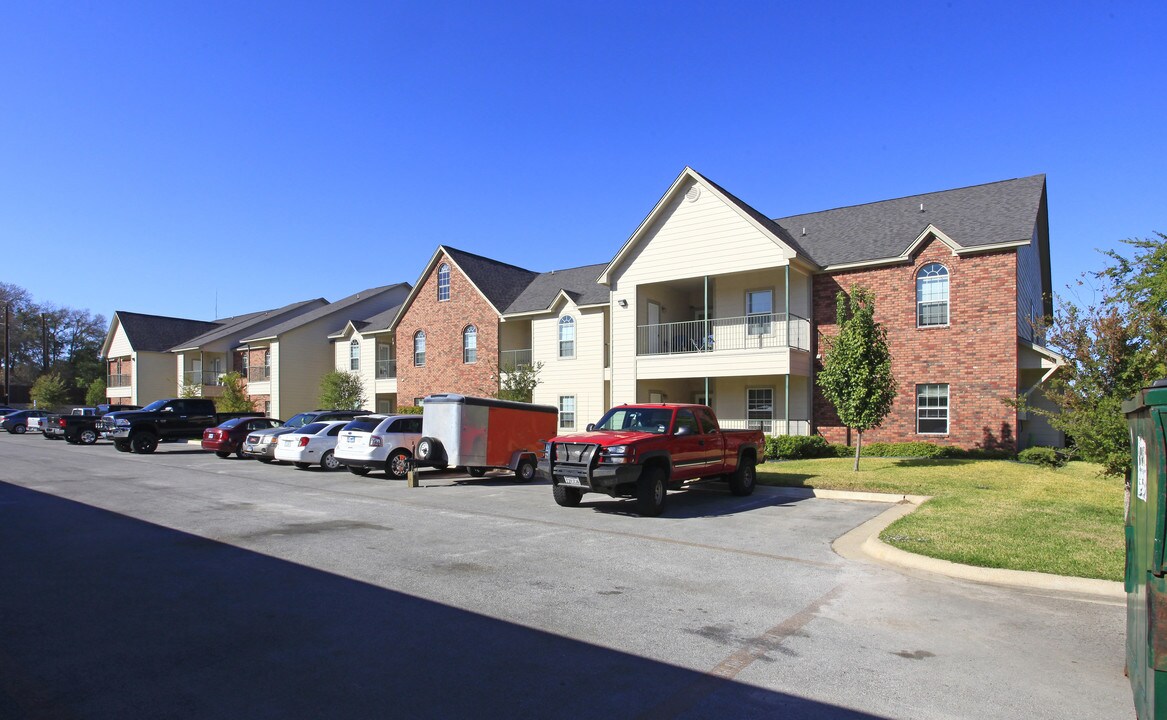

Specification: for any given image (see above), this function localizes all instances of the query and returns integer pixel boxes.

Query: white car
[335,414,423,479]
[273,421,349,470]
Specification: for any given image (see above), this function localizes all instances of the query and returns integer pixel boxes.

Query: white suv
[335,415,423,479]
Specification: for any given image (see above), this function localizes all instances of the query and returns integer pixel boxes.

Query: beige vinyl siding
[276,328,335,417]
[499,319,531,351]
[135,352,178,405]
[611,179,794,287]
[107,321,133,358]
[531,303,607,431]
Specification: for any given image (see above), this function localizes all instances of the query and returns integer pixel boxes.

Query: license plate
[561,476,582,486]
[346,436,355,443]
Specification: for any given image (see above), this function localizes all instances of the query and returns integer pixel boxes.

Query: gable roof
[106,311,221,354]
[170,298,327,351]
[328,302,405,340]
[504,263,610,315]
[241,283,411,343]
[775,174,1047,268]
[598,167,814,284]
[442,247,541,312]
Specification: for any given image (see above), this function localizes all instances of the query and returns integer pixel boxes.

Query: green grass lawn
[756,457,1124,581]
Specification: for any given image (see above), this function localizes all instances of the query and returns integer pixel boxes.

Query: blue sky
[2,1,1163,321]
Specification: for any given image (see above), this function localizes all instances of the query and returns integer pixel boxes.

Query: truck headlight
[599,445,635,464]
[115,419,130,427]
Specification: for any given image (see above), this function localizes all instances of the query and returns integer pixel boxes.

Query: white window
[747,387,774,434]
[558,316,575,358]
[350,339,360,371]
[559,396,576,430]
[263,401,271,415]
[240,352,248,374]
[747,289,773,336]
[413,331,426,367]
[463,325,477,364]
[437,263,451,302]
[917,263,950,327]
[917,384,949,434]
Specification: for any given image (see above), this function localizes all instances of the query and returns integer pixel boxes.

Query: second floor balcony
[376,359,397,379]
[500,349,533,372]
[184,371,223,387]
[247,367,271,383]
[108,373,131,388]
[636,313,811,356]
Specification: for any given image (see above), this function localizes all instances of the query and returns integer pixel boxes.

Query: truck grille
[552,442,599,477]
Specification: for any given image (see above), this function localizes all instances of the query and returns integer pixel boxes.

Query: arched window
[349,339,361,370]
[413,331,426,366]
[558,316,575,358]
[463,325,477,364]
[916,263,950,327]
[437,263,451,302]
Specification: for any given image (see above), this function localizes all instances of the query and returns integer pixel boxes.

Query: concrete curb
[764,485,1125,600]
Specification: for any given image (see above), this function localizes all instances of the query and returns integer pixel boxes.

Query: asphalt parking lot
[0,434,1131,719]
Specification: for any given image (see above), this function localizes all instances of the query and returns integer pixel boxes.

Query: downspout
[704,275,710,406]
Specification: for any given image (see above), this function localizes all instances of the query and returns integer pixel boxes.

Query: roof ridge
[444,245,539,276]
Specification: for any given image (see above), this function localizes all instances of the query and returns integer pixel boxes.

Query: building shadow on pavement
[0,481,885,720]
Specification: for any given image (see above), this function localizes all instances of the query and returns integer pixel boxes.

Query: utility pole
[42,312,49,373]
[3,303,10,406]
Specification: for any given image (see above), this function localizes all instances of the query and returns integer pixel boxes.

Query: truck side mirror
[586,423,596,432]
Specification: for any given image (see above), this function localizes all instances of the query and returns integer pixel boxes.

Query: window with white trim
[413,331,426,367]
[747,289,773,336]
[437,263,451,302]
[747,387,774,434]
[558,316,575,358]
[916,384,949,434]
[916,263,950,327]
[463,325,477,363]
[349,339,360,370]
[558,396,576,430]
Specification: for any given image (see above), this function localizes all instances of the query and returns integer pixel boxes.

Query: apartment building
[329,303,404,414]
[102,311,223,405]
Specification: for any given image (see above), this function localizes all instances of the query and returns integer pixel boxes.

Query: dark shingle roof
[170,298,327,351]
[773,174,1046,267]
[443,247,540,313]
[504,263,609,314]
[115,311,221,353]
[242,284,411,342]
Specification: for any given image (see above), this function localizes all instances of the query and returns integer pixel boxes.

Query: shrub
[765,434,834,460]
[1017,446,1065,468]
[397,405,423,415]
[863,442,956,458]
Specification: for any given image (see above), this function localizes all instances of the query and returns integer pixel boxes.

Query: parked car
[539,403,765,516]
[28,415,49,434]
[334,414,423,479]
[97,398,259,454]
[2,410,52,435]
[273,421,349,470]
[202,417,283,458]
[45,404,141,444]
[241,410,366,463]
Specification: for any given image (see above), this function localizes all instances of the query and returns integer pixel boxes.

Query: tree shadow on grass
[0,482,886,720]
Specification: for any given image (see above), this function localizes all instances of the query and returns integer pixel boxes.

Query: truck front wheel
[553,484,582,507]
[131,432,158,454]
[636,466,667,517]
[729,457,757,496]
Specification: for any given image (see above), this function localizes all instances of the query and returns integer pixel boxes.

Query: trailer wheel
[553,484,582,507]
[729,456,757,496]
[514,457,537,482]
[636,465,667,517]
[468,467,487,477]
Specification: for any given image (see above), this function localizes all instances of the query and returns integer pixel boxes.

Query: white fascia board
[502,291,609,319]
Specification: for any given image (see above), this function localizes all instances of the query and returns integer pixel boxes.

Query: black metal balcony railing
[375,359,397,379]
[184,371,223,386]
[500,349,532,372]
[636,313,811,356]
[247,367,271,382]
[108,374,131,388]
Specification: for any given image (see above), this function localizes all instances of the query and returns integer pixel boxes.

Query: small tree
[85,377,107,406]
[30,373,69,409]
[216,372,255,413]
[817,286,897,471]
[497,361,544,403]
[179,380,201,398]
[319,371,366,410]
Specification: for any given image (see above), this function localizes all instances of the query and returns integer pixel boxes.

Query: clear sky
[2,1,1163,322]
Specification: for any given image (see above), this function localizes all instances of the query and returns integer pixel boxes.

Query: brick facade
[396,253,501,403]
[812,239,1020,450]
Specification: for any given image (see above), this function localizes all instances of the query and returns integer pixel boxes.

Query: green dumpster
[1126,379,1167,719]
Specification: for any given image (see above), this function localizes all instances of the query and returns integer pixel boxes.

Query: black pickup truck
[44,404,141,444]
[97,398,257,454]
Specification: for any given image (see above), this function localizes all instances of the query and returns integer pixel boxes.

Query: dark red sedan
[203,416,283,458]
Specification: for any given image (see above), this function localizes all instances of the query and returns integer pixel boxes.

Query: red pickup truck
[539,403,765,516]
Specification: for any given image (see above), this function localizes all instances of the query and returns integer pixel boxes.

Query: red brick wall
[812,240,1019,450]
[397,253,501,403]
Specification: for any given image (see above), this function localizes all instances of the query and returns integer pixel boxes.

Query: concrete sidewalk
[766,486,1125,600]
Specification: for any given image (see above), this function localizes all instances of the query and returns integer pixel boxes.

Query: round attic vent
[685,186,701,203]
